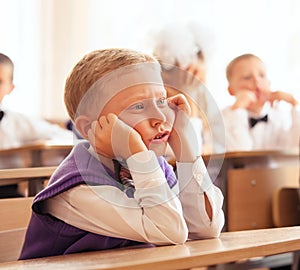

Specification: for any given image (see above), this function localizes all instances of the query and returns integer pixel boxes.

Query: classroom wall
[1,0,300,120]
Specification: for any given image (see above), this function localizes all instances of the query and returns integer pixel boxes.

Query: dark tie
[113,159,135,194]
[0,110,4,121]
[249,114,268,128]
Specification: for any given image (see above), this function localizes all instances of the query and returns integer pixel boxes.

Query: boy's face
[228,57,270,100]
[0,64,14,103]
[100,84,175,155]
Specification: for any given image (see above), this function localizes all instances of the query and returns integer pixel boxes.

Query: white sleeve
[222,107,253,151]
[44,151,188,245]
[4,110,73,144]
[30,118,74,142]
[176,156,225,239]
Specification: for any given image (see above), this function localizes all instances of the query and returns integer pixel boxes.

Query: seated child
[0,53,73,198]
[0,53,73,151]
[151,22,224,154]
[19,48,224,259]
[220,53,299,151]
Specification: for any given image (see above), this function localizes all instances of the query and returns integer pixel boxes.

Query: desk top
[0,140,74,169]
[1,226,299,270]
[203,148,299,161]
[167,149,299,168]
[0,166,56,180]
[0,140,73,155]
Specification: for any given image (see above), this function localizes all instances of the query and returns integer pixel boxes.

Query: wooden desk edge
[0,166,57,180]
[203,149,299,160]
[0,226,299,270]
[0,142,73,154]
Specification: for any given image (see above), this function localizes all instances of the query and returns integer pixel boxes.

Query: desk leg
[292,250,299,270]
[31,150,42,167]
[206,159,232,232]
[28,178,44,196]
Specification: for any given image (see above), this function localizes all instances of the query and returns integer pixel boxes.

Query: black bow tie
[112,159,135,193]
[0,110,4,121]
[249,114,268,128]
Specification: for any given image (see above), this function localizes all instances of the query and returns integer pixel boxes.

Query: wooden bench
[0,166,56,196]
[0,197,34,231]
[0,197,33,263]
[0,228,27,263]
[0,226,299,269]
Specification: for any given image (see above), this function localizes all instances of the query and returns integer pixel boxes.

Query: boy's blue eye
[157,97,167,107]
[131,103,144,110]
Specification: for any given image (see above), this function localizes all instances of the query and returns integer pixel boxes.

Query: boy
[220,53,299,151]
[20,48,224,259]
[0,53,73,198]
[0,53,73,151]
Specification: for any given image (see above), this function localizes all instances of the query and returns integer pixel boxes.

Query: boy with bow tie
[219,53,299,151]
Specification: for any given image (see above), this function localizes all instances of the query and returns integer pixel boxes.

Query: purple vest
[19,142,177,260]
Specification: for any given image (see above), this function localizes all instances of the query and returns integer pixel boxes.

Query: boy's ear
[9,83,15,93]
[227,86,235,96]
[6,83,15,96]
[75,115,92,139]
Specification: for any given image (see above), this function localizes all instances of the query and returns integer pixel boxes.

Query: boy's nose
[252,78,263,91]
[149,105,166,125]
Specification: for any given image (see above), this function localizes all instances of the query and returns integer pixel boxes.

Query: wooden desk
[168,149,299,182]
[0,166,56,196]
[0,140,73,169]
[203,149,299,170]
[0,226,299,270]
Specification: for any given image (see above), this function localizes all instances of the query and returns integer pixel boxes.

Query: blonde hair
[64,48,157,121]
[226,53,263,81]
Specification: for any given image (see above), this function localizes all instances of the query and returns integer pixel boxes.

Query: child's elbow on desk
[153,222,189,246]
[187,210,225,240]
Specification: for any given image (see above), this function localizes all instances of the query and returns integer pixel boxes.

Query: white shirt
[220,102,300,152]
[45,151,225,245]
[0,109,74,150]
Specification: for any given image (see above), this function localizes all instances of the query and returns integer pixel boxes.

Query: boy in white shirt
[20,48,224,259]
[0,53,73,151]
[0,53,73,197]
[220,53,299,151]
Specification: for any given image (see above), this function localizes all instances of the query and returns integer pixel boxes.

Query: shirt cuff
[176,156,212,193]
[127,150,165,188]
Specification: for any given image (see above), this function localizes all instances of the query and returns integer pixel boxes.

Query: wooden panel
[272,187,300,227]
[227,166,299,231]
[0,197,34,230]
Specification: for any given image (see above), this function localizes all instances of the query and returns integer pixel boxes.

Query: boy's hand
[231,90,257,110]
[168,94,191,114]
[167,94,201,162]
[88,113,147,160]
[267,91,299,106]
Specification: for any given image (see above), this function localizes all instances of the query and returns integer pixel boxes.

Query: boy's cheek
[118,112,143,128]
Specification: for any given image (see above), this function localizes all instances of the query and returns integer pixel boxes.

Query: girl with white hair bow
[150,22,222,155]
